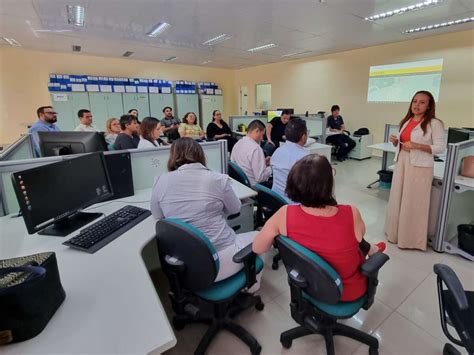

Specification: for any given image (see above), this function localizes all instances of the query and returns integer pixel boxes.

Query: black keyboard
[63,205,151,253]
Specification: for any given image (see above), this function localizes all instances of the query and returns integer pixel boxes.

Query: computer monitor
[267,110,283,122]
[276,108,295,114]
[38,131,107,157]
[447,128,470,144]
[103,152,134,201]
[11,152,113,236]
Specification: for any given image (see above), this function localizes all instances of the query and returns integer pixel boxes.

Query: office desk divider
[228,116,267,131]
[433,139,474,261]
[0,134,35,162]
[0,140,228,216]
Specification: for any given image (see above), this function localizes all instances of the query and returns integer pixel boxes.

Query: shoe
[376,242,386,253]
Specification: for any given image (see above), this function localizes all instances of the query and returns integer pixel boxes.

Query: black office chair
[228,160,251,188]
[253,183,289,269]
[434,263,474,355]
[275,235,389,355]
[155,218,264,355]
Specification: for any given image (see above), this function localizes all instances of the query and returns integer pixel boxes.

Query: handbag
[0,252,66,345]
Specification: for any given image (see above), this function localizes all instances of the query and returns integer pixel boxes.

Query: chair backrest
[155,218,219,290]
[254,183,288,220]
[228,160,251,187]
[275,235,342,304]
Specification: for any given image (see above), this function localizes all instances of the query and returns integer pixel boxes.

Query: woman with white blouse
[384,90,445,250]
[137,117,165,149]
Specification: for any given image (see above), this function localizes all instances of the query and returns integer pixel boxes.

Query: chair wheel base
[172,317,186,330]
[255,301,264,311]
[281,338,292,349]
[369,346,379,355]
[272,262,279,270]
[251,344,262,355]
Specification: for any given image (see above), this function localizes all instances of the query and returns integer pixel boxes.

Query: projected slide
[367,59,443,102]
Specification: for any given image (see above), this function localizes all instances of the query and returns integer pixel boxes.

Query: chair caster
[172,317,186,330]
[251,344,262,355]
[255,301,264,311]
[369,346,379,355]
[280,338,292,349]
[272,262,279,270]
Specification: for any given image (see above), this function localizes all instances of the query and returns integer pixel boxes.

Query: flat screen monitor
[267,110,283,122]
[103,152,134,201]
[38,131,107,157]
[11,152,113,236]
[277,108,295,114]
[447,128,470,144]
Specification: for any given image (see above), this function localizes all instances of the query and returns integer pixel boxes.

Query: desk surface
[0,179,255,354]
[368,142,396,153]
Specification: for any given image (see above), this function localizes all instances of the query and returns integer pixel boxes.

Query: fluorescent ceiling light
[67,5,85,26]
[202,34,232,46]
[201,60,212,65]
[404,17,474,33]
[146,22,171,37]
[163,56,177,62]
[247,43,278,52]
[122,51,134,57]
[282,50,312,58]
[1,37,21,46]
[365,0,443,21]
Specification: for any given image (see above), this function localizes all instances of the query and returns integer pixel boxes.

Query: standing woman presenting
[384,90,445,250]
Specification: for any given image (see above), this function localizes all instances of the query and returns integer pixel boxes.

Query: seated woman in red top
[252,154,385,301]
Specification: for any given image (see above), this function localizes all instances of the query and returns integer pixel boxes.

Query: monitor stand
[38,212,103,237]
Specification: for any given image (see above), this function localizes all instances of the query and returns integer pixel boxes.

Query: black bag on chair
[354,128,369,136]
[0,252,66,345]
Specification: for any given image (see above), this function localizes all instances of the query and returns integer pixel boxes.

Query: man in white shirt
[74,109,98,132]
[231,120,272,186]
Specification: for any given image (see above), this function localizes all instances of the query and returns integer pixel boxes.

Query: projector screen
[367,59,443,103]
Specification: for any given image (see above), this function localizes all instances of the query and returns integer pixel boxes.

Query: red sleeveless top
[286,205,367,301]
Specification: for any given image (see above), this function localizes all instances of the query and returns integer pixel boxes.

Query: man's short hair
[37,106,53,118]
[331,105,340,113]
[119,114,137,130]
[162,106,173,113]
[281,109,292,116]
[77,109,91,118]
[247,120,265,133]
[285,117,307,143]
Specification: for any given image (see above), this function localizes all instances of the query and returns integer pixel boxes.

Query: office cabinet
[89,92,124,131]
[122,93,150,118]
[50,92,90,131]
[200,95,224,129]
[175,94,199,121]
[149,93,174,118]
[349,134,373,160]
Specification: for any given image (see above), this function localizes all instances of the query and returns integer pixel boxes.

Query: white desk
[0,179,255,354]
[368,142,396,153]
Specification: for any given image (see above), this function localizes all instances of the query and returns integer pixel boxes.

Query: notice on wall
[52,93,68,102]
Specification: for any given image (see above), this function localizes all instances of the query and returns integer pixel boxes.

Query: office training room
[0,0,473,354]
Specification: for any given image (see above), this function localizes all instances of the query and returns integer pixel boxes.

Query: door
[149,94,174,118]
[240,86,248,115]
[89,93,108,131]
[122,93,151,119]
[176,94,199,121]
[106,93,124,119]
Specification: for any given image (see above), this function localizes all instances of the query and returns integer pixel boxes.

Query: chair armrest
[434,264,468,310]
[360,252,389,277]
[232,243,254,263]
[288,269,308,288]
[164,255,185,272]
[233,244,258,289]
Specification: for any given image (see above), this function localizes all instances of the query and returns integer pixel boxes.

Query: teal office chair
[107,143,115,151]
[228,160,251,188]
[253,184,289,269]
[155,219,265,355]
[275,236,389,355]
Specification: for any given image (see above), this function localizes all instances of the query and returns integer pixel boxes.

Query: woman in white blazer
[384,91,445,250]
[137,117,165,149]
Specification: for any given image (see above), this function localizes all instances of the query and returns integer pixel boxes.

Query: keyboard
[63,205,151,253]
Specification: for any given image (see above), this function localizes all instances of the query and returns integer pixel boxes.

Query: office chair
[434,264,474,355]
[275,235,389,355]
[155,218,264,355]
[228,160,251,188]
[253,183,289,270]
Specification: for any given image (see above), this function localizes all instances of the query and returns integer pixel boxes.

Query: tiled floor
[155,157,472,355]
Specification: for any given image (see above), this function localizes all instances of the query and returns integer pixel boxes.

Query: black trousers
[326,134,356,159]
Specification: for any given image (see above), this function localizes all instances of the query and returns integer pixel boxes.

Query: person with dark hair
[253,154,385,301]
[271,117,309,201]
[128,109,140,124]
[264,109,292,156]
[137,117,165,149]
[326,105,356,162]
[231,120,272,186]
[160,106,181,142]
[178,112,205,140]
[29,106,60,156]
[385,90,445,250]
[74,109,97,132]
[150,138,262,287]
[206,110,237,152]
[114,114,140,150]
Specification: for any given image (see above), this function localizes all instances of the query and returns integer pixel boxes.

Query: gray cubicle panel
[149,93,174,118]
[0,135,35,162]
[175,94,199,120]
[228,116,267,131]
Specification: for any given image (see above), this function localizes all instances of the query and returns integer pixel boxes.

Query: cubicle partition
[228,115,267,131]
[0,140,227,216]
[0,135,35,162]
[433,139,474,261]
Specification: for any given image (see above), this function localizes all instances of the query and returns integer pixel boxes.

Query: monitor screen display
[11,153,113,234]
[103,152,134,201]
[447,128,470,145]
